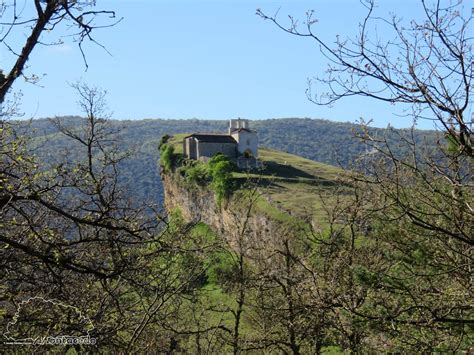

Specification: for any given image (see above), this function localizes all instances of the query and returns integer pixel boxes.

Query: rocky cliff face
[161,171,292,246]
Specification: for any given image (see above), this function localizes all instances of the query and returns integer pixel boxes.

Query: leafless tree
[258,0,473,156]
[0,0,122,103]
[0,83,208,351]
[0,1,217,351]
[258,0,473,351]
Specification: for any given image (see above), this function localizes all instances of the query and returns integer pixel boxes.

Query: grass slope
[169,134,342,224]
[23,117,437,212]
[250,148,341,223]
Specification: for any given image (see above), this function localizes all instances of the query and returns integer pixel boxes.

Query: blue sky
[2,0,459,128]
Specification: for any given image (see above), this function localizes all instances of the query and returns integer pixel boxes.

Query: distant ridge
[22,117,439,208]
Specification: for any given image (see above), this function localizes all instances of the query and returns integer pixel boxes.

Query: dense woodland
[0,0,472,352]
[24,116,438,208]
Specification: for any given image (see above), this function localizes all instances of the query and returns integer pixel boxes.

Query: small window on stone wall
[246,139,250,145]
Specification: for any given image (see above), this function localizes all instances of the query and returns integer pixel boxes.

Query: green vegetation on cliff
[160,142,238,207]
[167,134,343,225]
[23,117,437,210]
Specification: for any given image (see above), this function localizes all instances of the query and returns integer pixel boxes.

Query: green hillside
[28,117,438,167]
[248,148,341,222]
[169,133,342,223]
[20,117,437,211]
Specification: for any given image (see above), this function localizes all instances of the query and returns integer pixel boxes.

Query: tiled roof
[231,128,253,133]
[186,134,237,144]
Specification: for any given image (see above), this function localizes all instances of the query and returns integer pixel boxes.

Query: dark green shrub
[160,144,175,172]
[207,153,229,175]
[207,154,236,206]
[158,134,171,150]
[205,251,238,288]
[185,162,209,185]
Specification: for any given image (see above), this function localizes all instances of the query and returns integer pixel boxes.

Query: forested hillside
[24,117,438,207]
[2,0,472,351]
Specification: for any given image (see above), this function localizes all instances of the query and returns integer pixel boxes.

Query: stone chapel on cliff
[183,119,260,168]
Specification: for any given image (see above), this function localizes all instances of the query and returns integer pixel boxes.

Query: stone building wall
[231,130,258,158]
[184,138,197,159]
[196,142,237,160]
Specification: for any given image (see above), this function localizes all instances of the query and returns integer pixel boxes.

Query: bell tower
[228,118,249,134]
[229,118,258,158]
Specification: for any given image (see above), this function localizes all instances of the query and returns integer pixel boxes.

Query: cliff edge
[160,134,343,241]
